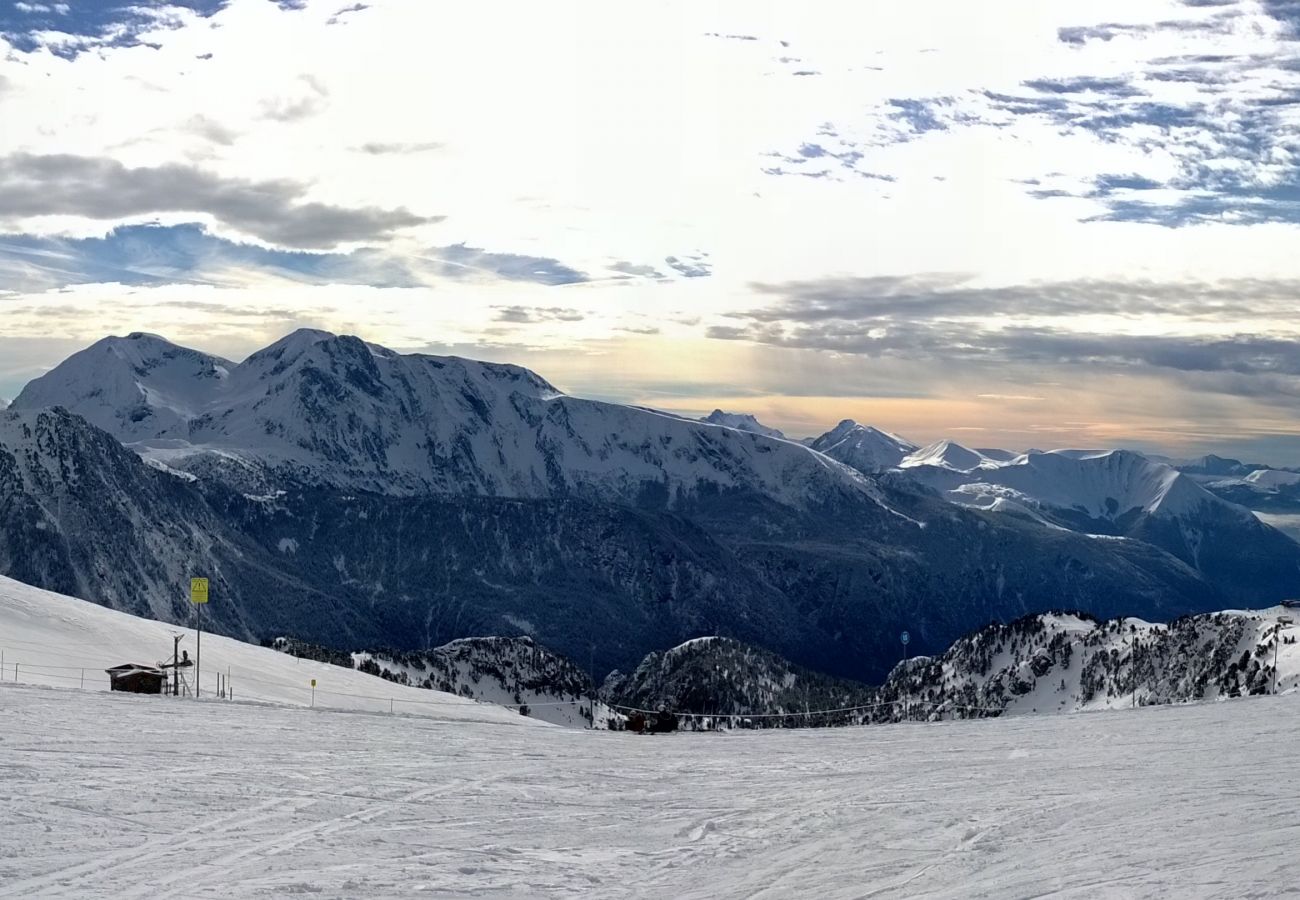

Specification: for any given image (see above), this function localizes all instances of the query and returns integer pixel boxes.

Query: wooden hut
[105,664,165,694]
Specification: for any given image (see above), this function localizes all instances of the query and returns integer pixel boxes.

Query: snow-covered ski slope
[4,681,1300,897]
[0,574,539,728]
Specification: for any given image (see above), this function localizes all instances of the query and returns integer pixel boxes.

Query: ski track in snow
[3,683,1300,898]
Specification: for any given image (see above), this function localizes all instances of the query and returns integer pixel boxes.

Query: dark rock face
[602,636,877,723]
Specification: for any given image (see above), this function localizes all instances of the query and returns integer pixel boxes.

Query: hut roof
[105,664,163,676]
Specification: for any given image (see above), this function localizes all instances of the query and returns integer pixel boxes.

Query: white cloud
[2,0,1300,459]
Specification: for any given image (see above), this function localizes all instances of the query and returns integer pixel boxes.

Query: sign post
[900,631,911,721]
[310,678,317,708]
[191,577,209,697]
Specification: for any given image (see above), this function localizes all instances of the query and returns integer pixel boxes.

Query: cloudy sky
[3,0,1300,461]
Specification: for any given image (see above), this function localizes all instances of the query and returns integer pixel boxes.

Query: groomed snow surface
[5,682,1300,898]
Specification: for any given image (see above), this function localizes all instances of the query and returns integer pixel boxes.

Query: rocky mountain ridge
[5,332,1300,682]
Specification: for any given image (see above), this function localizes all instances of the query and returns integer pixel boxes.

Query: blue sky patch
[423,243,589,286]
[0,224,609,290]
[0,223,422,291]
[0,1,228,58]
[887,98,950,135]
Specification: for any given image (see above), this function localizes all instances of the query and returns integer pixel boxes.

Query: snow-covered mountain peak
[1244,469,1300,489]
[95,331,226,371]
[825,418,860,438]
[260,326,334,349]
[699,409,786,440]
[900,440,990,473]
[239,327,343,374]
[810,420,919,473]
[121,330,173,345]
[1041,448,1119,461]
[1005,449,1212,518]
[11,333,233,443]
[237,330,561,402]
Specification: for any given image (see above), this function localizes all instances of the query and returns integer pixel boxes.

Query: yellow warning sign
[190,577,209,604]
[310,679,317,687]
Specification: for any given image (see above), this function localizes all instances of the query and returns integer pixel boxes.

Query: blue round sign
[901,630,910,645]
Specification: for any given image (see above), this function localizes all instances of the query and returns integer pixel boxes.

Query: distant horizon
[7,327,1300,469]
[3,2,1300,465]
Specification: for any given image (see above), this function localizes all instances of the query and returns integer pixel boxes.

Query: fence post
[390,698,394,714]
[80,668,85,689]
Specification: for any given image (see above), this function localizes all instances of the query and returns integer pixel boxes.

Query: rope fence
[0,645,599,723]
[606,697,1007,730]
[1,644,1007,729]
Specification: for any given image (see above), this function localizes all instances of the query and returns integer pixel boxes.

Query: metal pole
[196,597,202,698]
[589,643,596,730]
[1274,625,1282,695]
[902,635,910,721]
[80,668,84,690]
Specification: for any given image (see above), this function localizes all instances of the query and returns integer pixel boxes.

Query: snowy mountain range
[896,442,1246,525]
[812,429,1300,592]
[5,331,1300,682]
[13,331,872,508]
[1180,456,1300,515]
